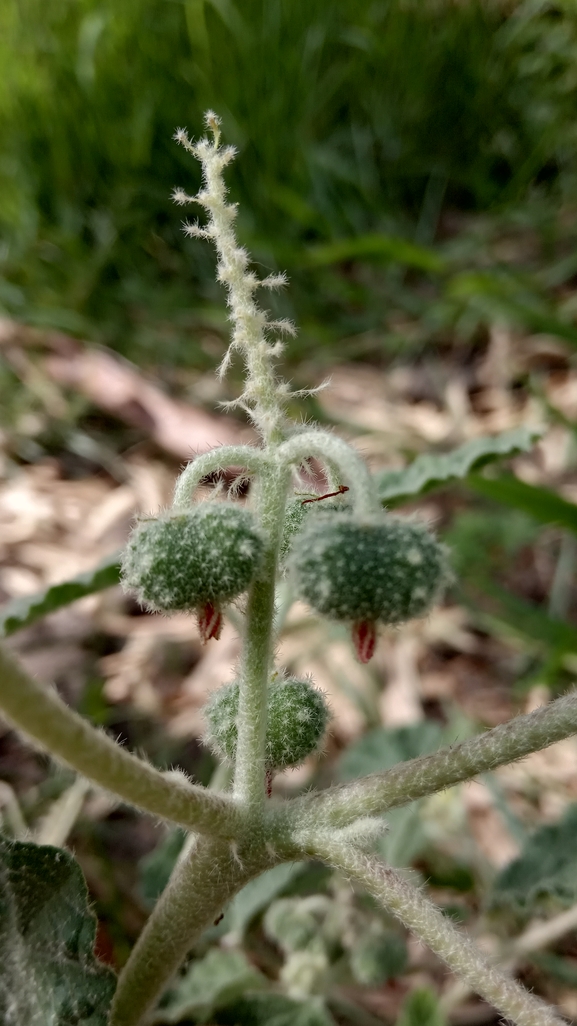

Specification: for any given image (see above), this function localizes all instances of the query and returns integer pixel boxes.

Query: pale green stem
[35,776,90,848]
[0,642,240,838]
[309,837,565,1026]
[277,431,380,516]
[441,900,577,1015]
[172,445,266,510]
[0,781,27,839]
[110,836,273,1026]
[294,687,577,830]
[233,463,289,809]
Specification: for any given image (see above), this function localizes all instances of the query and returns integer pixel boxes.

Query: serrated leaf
[159,949,267,1024]
[376,428,537,505]
[396,987,447,1026]
[491,804,577,911]
[467,473,577,534]
[0,553,121,637]
[218,993,336,1026]
[0,837,116,1026]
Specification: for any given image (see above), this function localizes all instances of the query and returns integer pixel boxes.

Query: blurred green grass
[2,0,577,367]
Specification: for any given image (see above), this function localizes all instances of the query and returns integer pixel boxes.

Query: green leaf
[467,473,577,534]
[0,553,121,637]
[218,993,336,1026]
[159,949,267,1024]
[139,828,186,909]
[396,988,447,1026]
[491,803,577,911]
[0,837,116,1026]
[446,269,577,348]
[304,234,445,273]
[227,862,308,937]
[376,428,538,505]
[529,952,577,988]
[467,580,577,655]
[338,722,444,781]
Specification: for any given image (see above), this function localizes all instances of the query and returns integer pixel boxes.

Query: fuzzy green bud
[121,503,264,614]
[203,676,329,771]
[289,514,448,626]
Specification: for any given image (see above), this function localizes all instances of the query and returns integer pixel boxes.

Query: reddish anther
[301,485,349,505]
[266,768,273,798]
[352,620,377,663]
[197,603,223,644]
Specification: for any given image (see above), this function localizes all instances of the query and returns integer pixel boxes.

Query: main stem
[110,836,270,1026]
[233,461,289,810]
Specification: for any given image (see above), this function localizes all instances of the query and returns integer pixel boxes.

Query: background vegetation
[4,1,577,1024]
[2,0,577,365]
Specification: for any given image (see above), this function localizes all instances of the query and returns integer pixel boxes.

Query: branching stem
[0,642,240,838]
[278,431,380,516]
[173,445,267,510]
[110,836,273,1026]
[294,688,577,829]
[308,837,566,1026]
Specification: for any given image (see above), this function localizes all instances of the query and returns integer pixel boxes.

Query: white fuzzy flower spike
[174,114,319,443]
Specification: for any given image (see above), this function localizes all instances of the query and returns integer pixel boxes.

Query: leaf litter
[1,321,577,1021]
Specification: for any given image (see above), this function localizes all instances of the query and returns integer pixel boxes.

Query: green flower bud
[203,676,329,771]
[121,503,264,614]
[350,930,408,986]
[289,514,448,627]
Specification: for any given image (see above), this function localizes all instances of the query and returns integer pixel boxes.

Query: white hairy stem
[278,431,380,516]
[308,837,566,1026]
[172,445,267,509]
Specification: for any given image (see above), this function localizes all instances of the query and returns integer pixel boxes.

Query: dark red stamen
[301,485,349,505]
[352,620,377,663]
[197,603,223,644]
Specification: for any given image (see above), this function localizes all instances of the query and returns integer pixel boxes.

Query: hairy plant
[1,112,577,1026]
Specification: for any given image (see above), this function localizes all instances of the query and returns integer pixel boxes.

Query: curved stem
[293,688,577,830]
[309,837,565,1026]
[0,642,240,838]
[277,431,380,516]
[172,445,267,510]
[110,837,272,1026]
[442,895,577,1015]
[233,463,289,809]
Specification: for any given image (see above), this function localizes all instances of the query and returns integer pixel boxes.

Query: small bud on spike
[352,620,376,663]
[198,603,223,643]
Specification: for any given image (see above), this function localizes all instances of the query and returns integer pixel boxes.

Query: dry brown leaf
[43,347,246,458]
